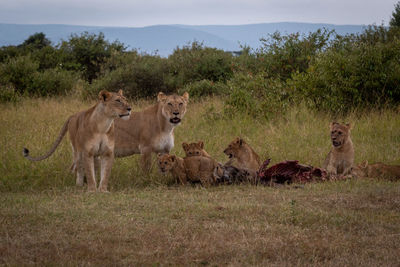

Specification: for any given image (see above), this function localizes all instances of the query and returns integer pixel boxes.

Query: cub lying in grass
[352,161,400,180]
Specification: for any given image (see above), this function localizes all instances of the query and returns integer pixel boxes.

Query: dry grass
[1,182,400,266]
[0,97,400,265]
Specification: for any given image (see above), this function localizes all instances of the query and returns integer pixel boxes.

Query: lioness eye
[338,131,342,135]
[168,103,172,106]
[116,99,121,103]
[165,162,168,164]
[179,103,183,106]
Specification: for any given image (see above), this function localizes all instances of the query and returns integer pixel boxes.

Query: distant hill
[0,22,366,56]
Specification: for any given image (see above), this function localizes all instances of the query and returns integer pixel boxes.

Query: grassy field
[0,97,400,265]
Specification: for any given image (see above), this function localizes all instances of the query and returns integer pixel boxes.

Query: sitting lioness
[352,161,400,180]
[157,153,187,184]
[223,137,261,172]
[114,92,189,171]
[24,90,131,192]
[182,141,211,157]
[323,122,354,176]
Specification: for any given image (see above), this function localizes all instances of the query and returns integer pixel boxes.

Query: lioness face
[157,153,177,173]
[330,122,351,148]
[223,137,244,159]
[99,90,131,120]
[182,141,204,157]
[158,92,189,125]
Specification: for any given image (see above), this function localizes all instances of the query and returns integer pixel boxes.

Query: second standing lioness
[114,92,189,171]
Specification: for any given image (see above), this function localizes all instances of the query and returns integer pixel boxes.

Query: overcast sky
[0,0,398,27]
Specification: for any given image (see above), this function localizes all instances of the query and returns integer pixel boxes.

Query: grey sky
[0,0,397,27]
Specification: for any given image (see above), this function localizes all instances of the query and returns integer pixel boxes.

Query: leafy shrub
[169,42,234,88]
[181,79,228,97]
[0,84,20,103]
[87,53,172,99]
[30,68,80,96]
[0,55,39,93]
[291,26,400,113]
[59,32,125,82]
[224,72,291,119]
[256,29,332,80]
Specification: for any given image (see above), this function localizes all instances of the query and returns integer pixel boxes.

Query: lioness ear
[198,141,204,149]
[171,155,176,162]
[118,89,124,96]
[157,153,162,158]
[182,92,189,102]
[99,90,112,102]
[360,160,368,168]
[157,92,167,102]
[182,142,188,150]
[345,123,352,130]
[238,138,245,146]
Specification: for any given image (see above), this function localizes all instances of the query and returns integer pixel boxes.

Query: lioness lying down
[24,90,131,192]
[114,92,189,172]
[352,161,400,180]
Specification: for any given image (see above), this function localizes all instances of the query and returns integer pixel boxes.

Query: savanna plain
[1,97,400,266]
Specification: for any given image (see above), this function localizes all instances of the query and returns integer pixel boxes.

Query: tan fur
[24,90,131,192]
[223,137,261,172]
[182,141,211,157]
[352,161,400,180]
[184,156,219,186]
[114,92,189,171]
[157,153,187,184]
[323,122,354,176]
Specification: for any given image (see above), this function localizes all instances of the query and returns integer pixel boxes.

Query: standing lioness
[24,90,131,192]
[323,122,354,176]
[114,92,189,171]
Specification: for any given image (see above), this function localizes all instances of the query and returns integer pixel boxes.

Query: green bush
[0,84,20,103]
[87,53,172,99]
[224,72,291,119]
[169,42,234,88]
[30,68,80,96]
[181,79,228,97]
[256,29,332,80]
[291,27,400,113]
[59,32,125,82]
[0,55,39,93]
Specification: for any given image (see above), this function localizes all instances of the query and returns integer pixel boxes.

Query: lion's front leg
[98,151,114,192]
[140,147,153,172]
[83,152,97,192]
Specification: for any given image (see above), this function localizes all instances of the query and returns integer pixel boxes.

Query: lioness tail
[23,117,71,161]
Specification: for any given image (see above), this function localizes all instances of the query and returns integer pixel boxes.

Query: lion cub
[352,161,400,180]
[182,141,211,157]
[24,90,131,192]
[157,153,187,184]
[157,153,218,186]
[323,122,354,176]
[223,137,261,172]
[184,156,219,186]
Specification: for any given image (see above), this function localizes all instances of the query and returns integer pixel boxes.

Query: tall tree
[390,1,400,27]
[22,32,51,49]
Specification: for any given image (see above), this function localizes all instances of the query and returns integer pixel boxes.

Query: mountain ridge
[0,22,366,56]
